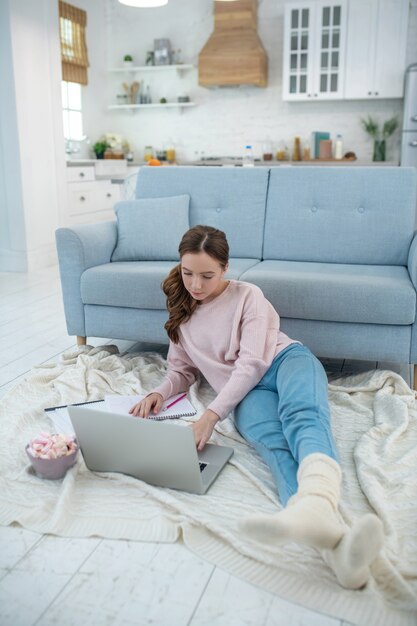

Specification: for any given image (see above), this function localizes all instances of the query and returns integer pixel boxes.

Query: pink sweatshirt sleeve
[149,339,199,401]
[207,313,279,420]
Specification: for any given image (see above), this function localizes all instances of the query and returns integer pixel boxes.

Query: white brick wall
[79,0,417,164]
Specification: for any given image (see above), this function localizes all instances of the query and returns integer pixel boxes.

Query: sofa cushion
[263,167,416,265]
[111,195,190,262]
[135,166,269,259]
[81,258,261,310]
[241,260,416,325]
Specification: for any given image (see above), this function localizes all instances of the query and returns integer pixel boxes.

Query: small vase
[373,139,386,162]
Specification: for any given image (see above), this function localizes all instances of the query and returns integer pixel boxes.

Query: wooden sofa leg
[76,336,87,346]
[413,365,417,392]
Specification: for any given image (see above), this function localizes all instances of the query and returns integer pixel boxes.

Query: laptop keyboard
[199,462,207,473]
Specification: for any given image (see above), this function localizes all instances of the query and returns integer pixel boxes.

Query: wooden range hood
[198,0,268,88]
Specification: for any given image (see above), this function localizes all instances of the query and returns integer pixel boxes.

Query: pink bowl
[25,439,79,480]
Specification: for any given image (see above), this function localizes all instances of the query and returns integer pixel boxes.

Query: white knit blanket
[1,345,416,626]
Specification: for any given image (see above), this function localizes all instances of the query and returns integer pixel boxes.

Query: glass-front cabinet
[283,1,347,101]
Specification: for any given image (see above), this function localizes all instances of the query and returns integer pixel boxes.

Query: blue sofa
[56,166,417,386]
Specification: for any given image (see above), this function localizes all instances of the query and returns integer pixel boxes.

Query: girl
[130,225,384,589]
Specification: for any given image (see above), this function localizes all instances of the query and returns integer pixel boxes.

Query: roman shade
[59,1,89,85]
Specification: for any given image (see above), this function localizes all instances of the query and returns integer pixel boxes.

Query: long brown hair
[162,225,229,343]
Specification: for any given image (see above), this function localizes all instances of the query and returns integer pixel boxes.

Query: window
[62,81,83,140]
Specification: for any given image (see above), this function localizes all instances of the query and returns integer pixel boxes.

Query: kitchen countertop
[67,159,400,182]
[68,159,399,168]
[181,159,399,167]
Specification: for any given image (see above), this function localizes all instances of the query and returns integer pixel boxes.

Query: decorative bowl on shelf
[26,432,79,480]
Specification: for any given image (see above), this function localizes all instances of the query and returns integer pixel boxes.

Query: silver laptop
[68,406,234,495]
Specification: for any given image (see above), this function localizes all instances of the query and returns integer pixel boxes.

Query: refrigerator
[401,63,417,226]
[401,63,417,168]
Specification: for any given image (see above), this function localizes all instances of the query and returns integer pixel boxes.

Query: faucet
[65,136,90,159]
[65,139,80,155]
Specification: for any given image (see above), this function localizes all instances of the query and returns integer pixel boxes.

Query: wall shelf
[108,64,195,111]
[108,102,196,111]
[108,64,195,73]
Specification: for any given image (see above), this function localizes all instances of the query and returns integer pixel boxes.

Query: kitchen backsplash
[75,0,417,164]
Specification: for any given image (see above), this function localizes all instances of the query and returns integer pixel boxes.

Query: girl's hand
[191,409,220,451]
[129,393,164,418]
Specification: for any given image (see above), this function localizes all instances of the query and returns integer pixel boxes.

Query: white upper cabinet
[283,0,409,101]
[344,0,408,99]
[283,1,347,101]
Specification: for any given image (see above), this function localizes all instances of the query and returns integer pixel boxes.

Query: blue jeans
[234,343,339,506]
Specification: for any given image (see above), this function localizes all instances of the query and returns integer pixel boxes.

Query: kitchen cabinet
[107,64,196,111]
[283,0,347,101]
[65,166,120,226]
[344,0,408,99]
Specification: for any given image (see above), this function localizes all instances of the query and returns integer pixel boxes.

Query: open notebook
[44,394,196,436]
[104,393,196,420]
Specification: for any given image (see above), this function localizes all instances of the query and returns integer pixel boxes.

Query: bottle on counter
[334,134,343,160]
[303,138,311,161]
[243,145,255,167]
[292,136,302,161]
[144,145,153,162]
[166,139,176,163]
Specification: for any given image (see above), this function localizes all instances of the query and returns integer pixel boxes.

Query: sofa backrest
[135,166,269,259]
[263,166,416,265]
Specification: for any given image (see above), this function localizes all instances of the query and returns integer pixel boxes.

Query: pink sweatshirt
[151,279,299,420]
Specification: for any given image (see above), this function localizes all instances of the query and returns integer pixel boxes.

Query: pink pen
[163,393,187,411]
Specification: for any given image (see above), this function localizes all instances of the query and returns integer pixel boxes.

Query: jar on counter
[166,140,176,163]
[156,150,167,162]
[276,143,290,161]
[144,146,153,162]
[262,142,273,161]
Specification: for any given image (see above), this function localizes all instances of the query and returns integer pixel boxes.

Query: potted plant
[93,140,109,159]
[123,54,134,68]
[360,115,399,162]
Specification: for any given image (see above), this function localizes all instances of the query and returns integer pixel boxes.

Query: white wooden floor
[0,265,409,626]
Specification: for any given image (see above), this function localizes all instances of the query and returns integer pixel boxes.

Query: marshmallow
[28,432,77,459]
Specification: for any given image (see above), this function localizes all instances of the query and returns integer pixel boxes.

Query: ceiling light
[118,0,168,7]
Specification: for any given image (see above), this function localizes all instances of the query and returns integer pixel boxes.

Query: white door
[373,0,408,98]
[344,0,377,99]
[344,0,408,99]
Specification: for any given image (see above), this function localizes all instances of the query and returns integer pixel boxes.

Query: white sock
[322,514,384,589]
[240,454,345,550]
[240,493,344,550]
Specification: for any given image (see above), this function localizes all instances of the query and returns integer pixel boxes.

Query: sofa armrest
[408,233,417,365]
[55,220,118,336]
[408,232,417,291]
